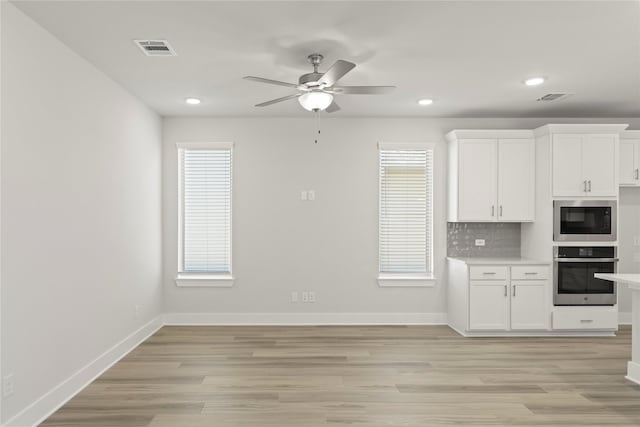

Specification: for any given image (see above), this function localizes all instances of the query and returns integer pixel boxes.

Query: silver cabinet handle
[499,205,503,217]
[491,205,495,217]
[512,285,516,297]
[580,319,594,323]
[483,272,496,275]
[635,168,638,180]
[524,272,538,275]
[588,180,592,192]
[504,285,507,297]
[583,180,587,192]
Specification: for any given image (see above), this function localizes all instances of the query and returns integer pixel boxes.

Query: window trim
[175,141,234,287]
[377,142,436,287]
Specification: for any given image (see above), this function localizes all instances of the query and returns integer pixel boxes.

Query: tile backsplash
[447,222,521,257]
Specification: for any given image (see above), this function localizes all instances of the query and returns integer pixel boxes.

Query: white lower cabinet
[510,280,548,330]
[447,260,550,335]
[468,276,548,332]
[469,281,509,330]
[552,308,618,330]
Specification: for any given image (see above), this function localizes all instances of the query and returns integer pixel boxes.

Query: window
[378,144,434,286]
[176,142,233,287]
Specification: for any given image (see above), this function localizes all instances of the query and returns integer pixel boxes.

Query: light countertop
[447,257,549,265]
[595,273,640,290]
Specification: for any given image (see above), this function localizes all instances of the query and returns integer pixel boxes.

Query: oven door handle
[554,258,619,263]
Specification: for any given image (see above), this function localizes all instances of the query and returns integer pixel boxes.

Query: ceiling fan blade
[318,60,356,87]
[331,86,396,94]
[255,93,301,107]
[243,76,299,88]
[325,101,341,113]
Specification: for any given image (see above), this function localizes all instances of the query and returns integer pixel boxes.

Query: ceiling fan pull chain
[314,111,321,144]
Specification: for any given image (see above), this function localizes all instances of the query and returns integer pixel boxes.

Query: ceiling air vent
[536,93,573,102]
[134,40,177,56]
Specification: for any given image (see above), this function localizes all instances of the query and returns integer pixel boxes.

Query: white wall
[1,4,163,423]
[163,117,640,321]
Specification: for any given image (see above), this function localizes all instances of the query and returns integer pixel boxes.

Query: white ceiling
[12,0,640,117]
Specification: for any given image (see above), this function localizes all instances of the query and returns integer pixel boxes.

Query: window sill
[175,274,234,287]
[377,274,436,288]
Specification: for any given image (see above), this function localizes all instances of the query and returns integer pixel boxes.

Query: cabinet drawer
[469,266,508,280]
[552,310,617,330]
[511,265,549,280]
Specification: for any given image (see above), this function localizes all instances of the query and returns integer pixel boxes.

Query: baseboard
[3,315,163,427]
[163,312,448,325]
[626,361,640,385]
[619,312,632,325]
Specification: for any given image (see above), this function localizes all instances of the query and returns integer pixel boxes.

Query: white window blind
[179,145,232,274]
[379,148,433,274]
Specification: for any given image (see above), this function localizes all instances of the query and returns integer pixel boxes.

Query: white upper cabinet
[457,139,497,221]
[539,124,627,197]
[582,135,617,196]
[552,134,617,197]
[619,131,640,187]
[447,130,535,222]
[498,139,535,221]
[552,134,584,196]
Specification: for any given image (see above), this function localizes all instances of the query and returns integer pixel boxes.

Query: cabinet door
[469,281,509,330]
[552,134,585,197]
[458,139,498,221]
[498,139,535,221]
[619,139,638,186]
[510,280,548,330]
[583,134,617,196]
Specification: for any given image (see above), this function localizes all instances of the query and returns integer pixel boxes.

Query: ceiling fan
[244,54,396,113]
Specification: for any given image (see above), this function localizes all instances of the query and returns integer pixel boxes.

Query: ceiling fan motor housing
[299,72,324,87]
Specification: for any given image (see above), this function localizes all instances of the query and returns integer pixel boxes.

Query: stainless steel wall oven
[553,246,618,306]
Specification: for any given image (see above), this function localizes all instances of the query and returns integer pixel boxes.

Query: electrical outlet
[301,191,308,201]
[475,239,486,247]
[134,305,141,318]
[291,291,298,303]
[302,291,309,302]
[634,236,640,247]
[308,291,316,303]
[3,374,14,398]
[308,190,316,201]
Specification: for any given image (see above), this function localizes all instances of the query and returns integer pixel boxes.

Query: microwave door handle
[555,258,619,263]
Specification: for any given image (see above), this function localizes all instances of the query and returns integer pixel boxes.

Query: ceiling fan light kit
[298,91,334,112]
[244,53,395,113]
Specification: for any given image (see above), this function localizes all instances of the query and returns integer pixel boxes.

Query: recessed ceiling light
[524,77,545,86]
[185,98,201,105]
[418,99,433,106]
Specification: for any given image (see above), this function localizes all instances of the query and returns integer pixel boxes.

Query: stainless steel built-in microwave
[553,200,617,242]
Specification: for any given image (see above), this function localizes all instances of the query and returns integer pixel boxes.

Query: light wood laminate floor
[41,325,640,426]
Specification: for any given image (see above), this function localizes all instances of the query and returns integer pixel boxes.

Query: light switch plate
[475,239,486,247]
[301,191,308,201]
[308,190,315,201]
